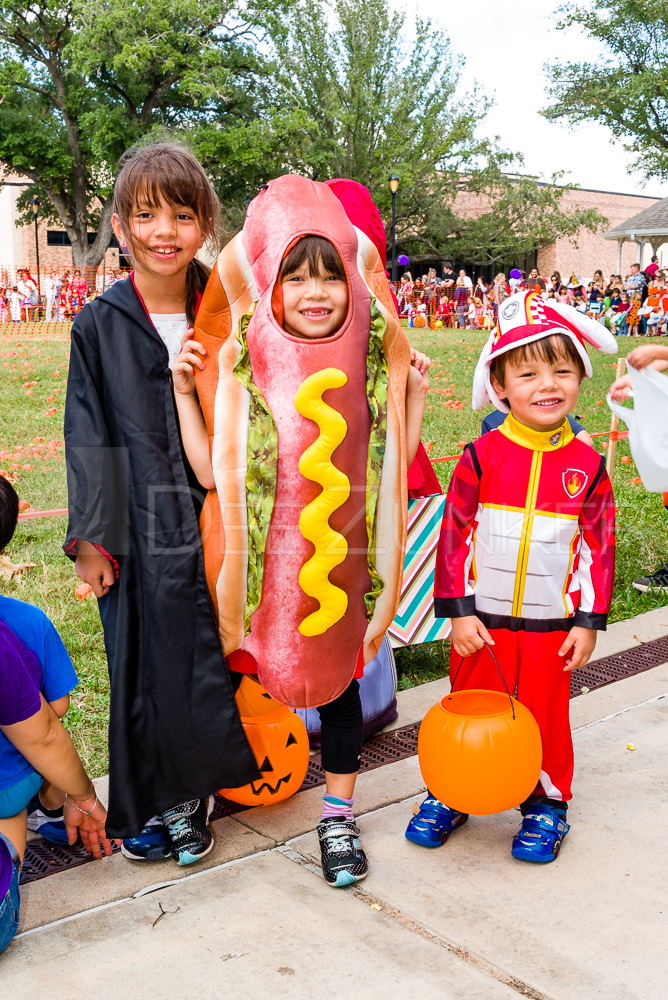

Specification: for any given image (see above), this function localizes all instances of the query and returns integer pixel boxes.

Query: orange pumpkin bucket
[219,677,310,807]
[417,647,542,815]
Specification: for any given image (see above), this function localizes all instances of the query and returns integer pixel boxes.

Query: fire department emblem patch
[562,468,588,499]
[501,299,519,321]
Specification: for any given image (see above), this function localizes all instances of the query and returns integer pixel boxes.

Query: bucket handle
[450,641,516,721]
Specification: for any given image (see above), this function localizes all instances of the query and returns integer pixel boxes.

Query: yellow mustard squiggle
[294,368,351,636]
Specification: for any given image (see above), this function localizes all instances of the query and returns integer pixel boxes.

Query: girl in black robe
[63,144,259,852]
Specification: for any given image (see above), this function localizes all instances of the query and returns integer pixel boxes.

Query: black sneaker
[162,799,213,866]
[632,564,668,593]
[316,815,368,888]
[121,815,171,862]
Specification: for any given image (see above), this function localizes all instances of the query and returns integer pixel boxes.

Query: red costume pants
[449,628,573,803]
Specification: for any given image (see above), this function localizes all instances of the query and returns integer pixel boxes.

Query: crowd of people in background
[394,256,668,336]
[4,259,665,333]
[0,267,128,322]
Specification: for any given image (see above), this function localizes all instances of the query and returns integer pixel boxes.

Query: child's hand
[609,374,632,401]
[408,349,432,393]
[450,615,495,657]
[173,337,207,396]
[75,541,115,598]
[558,626,596,672]
[627,344,668,370]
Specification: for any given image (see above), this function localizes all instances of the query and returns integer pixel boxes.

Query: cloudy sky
[403,0,668,199]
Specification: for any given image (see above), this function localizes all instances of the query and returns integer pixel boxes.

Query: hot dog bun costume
[194,175,411,708]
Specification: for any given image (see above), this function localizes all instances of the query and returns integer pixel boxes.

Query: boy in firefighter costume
[406,291,617,862]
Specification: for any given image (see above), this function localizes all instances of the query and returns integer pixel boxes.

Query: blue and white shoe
[405,796,468,848]
[26,795,69,846]
[121,815,172,862]
[511,804,570,863]
[317,815,368,888]
[162,799,214,866]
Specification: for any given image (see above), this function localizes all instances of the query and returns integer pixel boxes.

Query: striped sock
[321,794,354,822]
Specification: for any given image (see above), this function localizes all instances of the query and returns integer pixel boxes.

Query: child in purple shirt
[0,478,114,954]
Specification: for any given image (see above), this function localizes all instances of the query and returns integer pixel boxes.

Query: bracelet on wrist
[66,793,98,817]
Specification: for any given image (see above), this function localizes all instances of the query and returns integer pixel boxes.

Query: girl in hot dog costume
[174,174,427,886]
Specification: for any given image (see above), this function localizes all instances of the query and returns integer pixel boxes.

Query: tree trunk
[69,199,115,281]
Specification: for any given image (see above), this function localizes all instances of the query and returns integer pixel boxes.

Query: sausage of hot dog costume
[194,174,411,708]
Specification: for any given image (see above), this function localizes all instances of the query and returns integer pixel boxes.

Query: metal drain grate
[20,838,122,884]
[569,633,668,697]
[20,634,668,885]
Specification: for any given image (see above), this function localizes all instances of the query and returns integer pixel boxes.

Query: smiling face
[276,235,349,340]
[491,336,584,432]
[112,197,205,283]
[280,258,349,339]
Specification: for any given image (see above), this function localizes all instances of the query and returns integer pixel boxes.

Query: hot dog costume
[194,175,411,709]
[434,292,616,801]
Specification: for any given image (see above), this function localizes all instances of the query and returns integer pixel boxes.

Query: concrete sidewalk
[3,608,668,999]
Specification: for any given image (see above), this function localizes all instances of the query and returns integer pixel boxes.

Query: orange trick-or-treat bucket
[417,681,542,815]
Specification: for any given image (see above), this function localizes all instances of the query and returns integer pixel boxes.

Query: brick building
[429,182,663,282]
[535,186,664,280]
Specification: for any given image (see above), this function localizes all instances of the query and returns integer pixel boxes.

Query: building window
[47,231,71,246]
[47,231,116,247]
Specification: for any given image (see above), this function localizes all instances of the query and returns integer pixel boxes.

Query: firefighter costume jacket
[434,414,615,631]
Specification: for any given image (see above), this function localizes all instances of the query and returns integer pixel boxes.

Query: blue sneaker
[26,795,69,846]
[121,815,171,862]
[511,804,570,863]
[405,796,468,848]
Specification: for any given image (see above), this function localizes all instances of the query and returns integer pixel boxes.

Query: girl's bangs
[130,167,208,217]
[114,144,219,240]
[279,236,346,281]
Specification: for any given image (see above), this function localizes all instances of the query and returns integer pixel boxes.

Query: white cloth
[44,276,57,321]
[9,292,21,321]
[149,313,188,370]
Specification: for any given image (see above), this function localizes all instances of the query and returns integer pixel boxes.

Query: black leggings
[317,679,363,775]
[230,672,364,775]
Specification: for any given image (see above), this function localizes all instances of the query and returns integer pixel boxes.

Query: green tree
[0,0,293,270]
[263,0,604,266]
[268,0,493,252]
[543,0,668,180]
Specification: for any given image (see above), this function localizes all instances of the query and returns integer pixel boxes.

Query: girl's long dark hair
[113,142,221,325]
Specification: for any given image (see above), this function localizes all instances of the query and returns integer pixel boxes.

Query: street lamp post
[388,174,400,282]
[30,197,41,318]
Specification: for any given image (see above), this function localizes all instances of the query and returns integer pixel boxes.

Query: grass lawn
[1,320,667,776]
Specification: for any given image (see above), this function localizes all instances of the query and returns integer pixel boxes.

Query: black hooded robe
[64,278,259,838]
